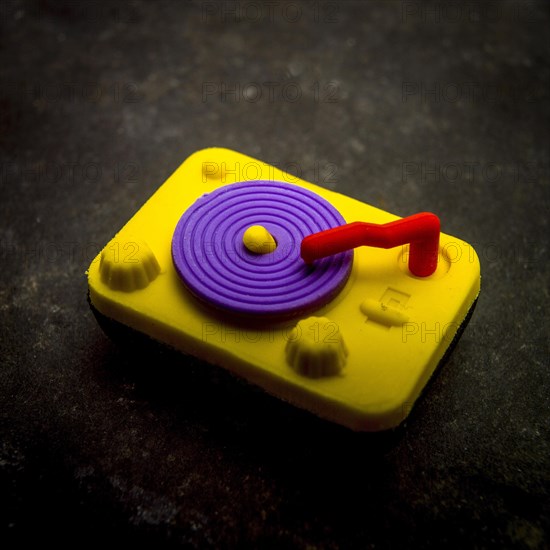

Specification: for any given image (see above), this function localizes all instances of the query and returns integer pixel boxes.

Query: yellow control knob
[99,236,160,292]
[285,316,348,378]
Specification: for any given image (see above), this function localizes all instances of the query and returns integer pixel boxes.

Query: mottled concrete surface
[1,0,549,547]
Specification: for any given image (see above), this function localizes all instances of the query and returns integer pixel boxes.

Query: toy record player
[87,148,480,431]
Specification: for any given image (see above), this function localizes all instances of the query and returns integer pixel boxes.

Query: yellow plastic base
[88,148,480,431]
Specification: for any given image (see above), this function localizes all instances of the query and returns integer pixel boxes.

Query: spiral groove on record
[171,180,353,317]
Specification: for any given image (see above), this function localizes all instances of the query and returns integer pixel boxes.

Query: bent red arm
[300,212,441,277]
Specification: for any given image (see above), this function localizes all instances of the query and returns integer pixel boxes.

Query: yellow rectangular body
[87,148,480,431]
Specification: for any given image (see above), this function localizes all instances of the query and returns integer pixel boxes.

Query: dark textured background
[1,0,549,547]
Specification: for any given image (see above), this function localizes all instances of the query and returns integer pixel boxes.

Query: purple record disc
[171,180,353,317]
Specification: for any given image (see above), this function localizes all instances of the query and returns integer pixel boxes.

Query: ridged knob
[99,236,160,292]
[285,316,348,378]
